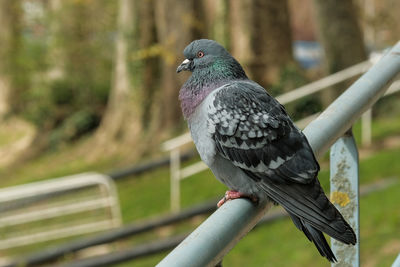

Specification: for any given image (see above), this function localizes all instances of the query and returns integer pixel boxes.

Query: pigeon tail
[253,174,357,246]
[288,213,336,262]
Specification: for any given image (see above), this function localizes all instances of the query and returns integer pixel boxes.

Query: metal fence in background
[157,41,400,266]
[0,172,122,250]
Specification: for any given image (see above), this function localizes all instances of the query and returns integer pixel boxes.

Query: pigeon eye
[197,51,204,58]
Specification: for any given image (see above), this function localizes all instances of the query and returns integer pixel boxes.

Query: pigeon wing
[207,80,319,184]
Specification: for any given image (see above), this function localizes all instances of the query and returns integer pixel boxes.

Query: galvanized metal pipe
[392,253,400,267]
[158,200,271,267]
[158,41,400,267]
[330,132,360,267]
[304,42,400,158]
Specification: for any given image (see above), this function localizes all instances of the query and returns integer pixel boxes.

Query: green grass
[0,110,400,265]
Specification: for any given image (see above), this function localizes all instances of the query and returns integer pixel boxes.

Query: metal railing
[158,42,400,266]
[393,254,400,267]
[162,51,400,212]
[0,172,122,250]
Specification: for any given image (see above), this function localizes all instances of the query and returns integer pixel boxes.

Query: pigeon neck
[179,57,248,119]
[179,79,228,119]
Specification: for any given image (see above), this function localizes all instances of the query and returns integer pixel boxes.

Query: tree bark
[313,0,367,106]
[205,0,229,48]
[95,0,140,147]
[138,0,159,131]
[154,0,206,132]
[0,0,21,118]
[229,0,295,89]
[229,0,254,75]
[250,0,294,88]
[46,0,65,81]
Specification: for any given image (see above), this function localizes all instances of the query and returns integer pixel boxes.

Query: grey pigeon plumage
[177,39,356,262]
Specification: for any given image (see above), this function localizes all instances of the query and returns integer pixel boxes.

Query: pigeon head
[177,39,247,119]
[177,39,246,78]
[177,39,231,73]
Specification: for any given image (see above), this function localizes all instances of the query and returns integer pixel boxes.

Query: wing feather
[208,81,319,184]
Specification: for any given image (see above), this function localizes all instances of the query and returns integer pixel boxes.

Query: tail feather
[253,175,357,246]
[303,221,337,262]
[288,213,336,262]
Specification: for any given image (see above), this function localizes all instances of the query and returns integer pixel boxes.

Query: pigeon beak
[177,58,192,73]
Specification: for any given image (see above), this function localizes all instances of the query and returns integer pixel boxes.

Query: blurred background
[0,0,399,266]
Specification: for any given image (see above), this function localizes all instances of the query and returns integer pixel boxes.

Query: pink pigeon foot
[217,190,258,207]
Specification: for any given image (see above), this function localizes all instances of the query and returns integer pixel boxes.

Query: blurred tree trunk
[192,1,207,40]
[95,0,141,149]
[313,0,367,106]
[154,0,206,132]
[138,0,159,131]
[250,0,294,89]
[229,0,253,74]
[0,0,22,118]
[46,0,64,81]
[205,0,229,48]
[229,0,295,90]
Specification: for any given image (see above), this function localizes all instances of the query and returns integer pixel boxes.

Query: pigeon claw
[217,190,258,207]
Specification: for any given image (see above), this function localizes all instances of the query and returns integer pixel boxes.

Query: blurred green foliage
[13,0,116,148]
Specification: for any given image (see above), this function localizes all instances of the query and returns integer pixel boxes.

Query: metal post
[361,108,372,146]
[330,130,360,266]
[170,149,181,212]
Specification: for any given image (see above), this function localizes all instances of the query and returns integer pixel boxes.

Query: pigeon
[177,39,356,262]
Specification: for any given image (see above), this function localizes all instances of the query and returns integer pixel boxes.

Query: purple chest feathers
[179,84,220,119]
